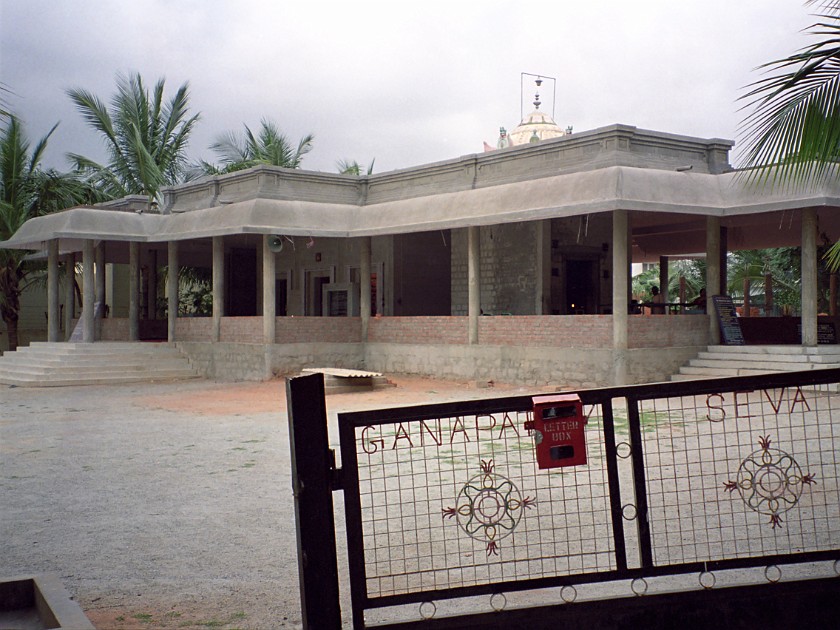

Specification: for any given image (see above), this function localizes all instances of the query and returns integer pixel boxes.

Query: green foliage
[192,119,313,177]
[739,1,840,190]
[66,72,200,200]
[1,115,97,350]
[632,259,705,303]
[336,158,375,175]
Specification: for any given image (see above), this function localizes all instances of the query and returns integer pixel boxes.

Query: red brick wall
[135,314,709,348]
[479,315,613,347]
[100,318,130,341]
[176,317,213,341]
[368,316,469,345]
[628,314,709,348]
[275,317,362,344]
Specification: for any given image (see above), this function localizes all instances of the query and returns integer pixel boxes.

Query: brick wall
[275,317,362,343]
[451,223,540,316]
[368,316,468,345]
[479,315,612,347]
[100,318,130,341]
[628,314,709,348]
[176,317,213,341]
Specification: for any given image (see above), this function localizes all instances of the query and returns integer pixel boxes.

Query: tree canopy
[191,119,314,177]
[739,1,840,189]
[66,72,200,201]
[1,115,98,349]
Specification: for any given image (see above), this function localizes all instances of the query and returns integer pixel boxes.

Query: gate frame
[287,368,840,629]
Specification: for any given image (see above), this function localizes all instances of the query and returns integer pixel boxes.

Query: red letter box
[525,394,587,469]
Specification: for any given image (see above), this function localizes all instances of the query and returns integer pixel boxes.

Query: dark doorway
[228,248,257,316]
[275,278,287,316]
[566,259,597,314]
[312,275,330,316]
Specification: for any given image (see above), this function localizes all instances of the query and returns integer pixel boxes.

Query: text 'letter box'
[525,394,587,469]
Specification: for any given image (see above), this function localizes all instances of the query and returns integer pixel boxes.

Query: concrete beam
[802,208,818,346]
[212,236,224,342]
[612,210,629,385]
[360,237,372,341]
[82,240,94,343]
[167,241,178,342]
[468,226,480,345]
[706,217,721,344]
[129,242,139,341]
[47,240,59,342]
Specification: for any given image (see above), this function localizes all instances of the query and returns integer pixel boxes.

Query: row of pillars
[45,209,821,370]
[46,234,377,347]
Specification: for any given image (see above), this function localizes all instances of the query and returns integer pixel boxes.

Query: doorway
[565,259,598,314]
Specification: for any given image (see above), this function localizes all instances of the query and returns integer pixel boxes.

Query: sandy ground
[0,375,537,629]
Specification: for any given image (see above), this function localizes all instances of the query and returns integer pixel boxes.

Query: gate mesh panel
[353,408,616,598]
[636,386,840,565]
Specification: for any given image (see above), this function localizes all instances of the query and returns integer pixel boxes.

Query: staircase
[0,342,200,387]
[672,345,840,381]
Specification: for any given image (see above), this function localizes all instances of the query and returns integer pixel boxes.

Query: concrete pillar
[47,240,60,342]
[167,241,178,342]
[801,208,818,346]
[612,210,629,385]
[262,235,276,344]
[129,242,140,341]
[212,236,224,342]
[147,249,158,319]
[95,242,105,340]
[468,226,480,345]
[63,253,75,340]
[82,240,95,343]
[706,217,721,345]
[360,236,372,341]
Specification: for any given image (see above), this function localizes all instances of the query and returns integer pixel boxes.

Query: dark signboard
[712,295,745,345]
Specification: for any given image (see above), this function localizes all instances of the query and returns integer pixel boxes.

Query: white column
[129,242,140,341]
[612,210,629,385]
[360,236,372,341]
[706,217,721,345]
[801,208,818,346]
[95,242,105,340]
[212,236,224,342]
[82,240,95,343]
[47,240,60,342]
[147,249,158,319]
[63,253,75,340]
[468,226,480,345]
[167,241,178,342]
[262,235,276,344]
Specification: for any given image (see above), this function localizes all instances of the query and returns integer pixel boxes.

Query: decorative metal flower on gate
[442,459,535,556]
[723,435,816,529]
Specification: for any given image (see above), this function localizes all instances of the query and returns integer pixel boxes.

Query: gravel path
[0,376,532,629]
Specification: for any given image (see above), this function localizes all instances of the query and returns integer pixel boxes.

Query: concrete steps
[672,345,840,381]
[0,342,200,387]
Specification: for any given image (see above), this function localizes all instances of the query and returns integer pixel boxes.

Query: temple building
[2,121,839,387]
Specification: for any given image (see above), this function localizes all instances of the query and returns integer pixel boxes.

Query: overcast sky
[0,1,818,175]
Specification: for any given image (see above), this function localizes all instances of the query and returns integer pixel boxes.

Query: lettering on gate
[360,411,530,454]
[705,387,812,422]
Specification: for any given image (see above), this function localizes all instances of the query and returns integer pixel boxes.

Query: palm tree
[337,158,375,175]
[1,116,97,351]
[740,1,840,187]
[739,1,840,270]
[66,72,200,201]
[193,119,314,176]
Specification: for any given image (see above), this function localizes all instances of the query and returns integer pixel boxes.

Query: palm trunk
[2,313,19,352]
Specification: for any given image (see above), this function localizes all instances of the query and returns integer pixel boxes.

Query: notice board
[712,295,745,345]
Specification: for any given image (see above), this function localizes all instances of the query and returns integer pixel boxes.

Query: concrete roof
[3,125,839,258]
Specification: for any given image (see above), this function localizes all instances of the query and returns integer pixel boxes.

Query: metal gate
[287,369,840,628]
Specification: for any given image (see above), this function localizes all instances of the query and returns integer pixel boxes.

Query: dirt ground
[1,375,537,629]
